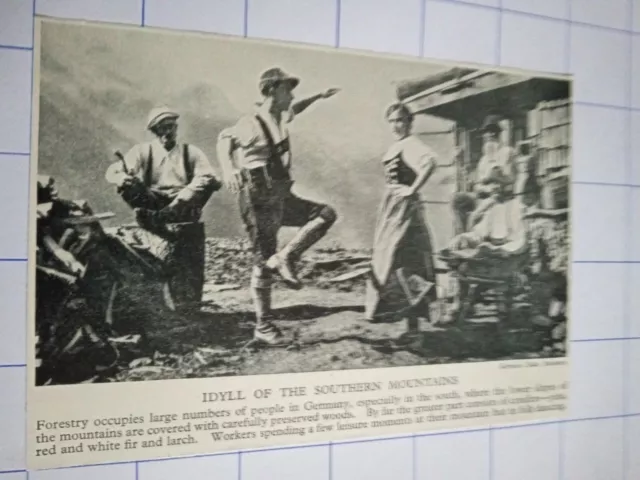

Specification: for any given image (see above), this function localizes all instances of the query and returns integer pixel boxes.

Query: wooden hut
[394,68,571,217]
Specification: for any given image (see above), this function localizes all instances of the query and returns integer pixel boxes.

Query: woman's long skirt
[364,191,437,320]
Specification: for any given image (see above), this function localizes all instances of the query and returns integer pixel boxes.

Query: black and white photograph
[31,18,571,388]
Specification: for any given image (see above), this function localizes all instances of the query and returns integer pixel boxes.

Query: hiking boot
[266,254,302,290]
[267,215,335,290]
[254,321,291,346]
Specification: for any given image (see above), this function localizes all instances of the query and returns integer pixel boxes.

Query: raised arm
[291,88,340,115]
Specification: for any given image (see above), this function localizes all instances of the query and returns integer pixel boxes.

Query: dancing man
[216,67,340,345]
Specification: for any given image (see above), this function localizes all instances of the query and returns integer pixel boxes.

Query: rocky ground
[99,236,566,384]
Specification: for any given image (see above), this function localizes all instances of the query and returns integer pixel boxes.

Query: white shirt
[110,139,216,201]
[476,145,514,186]
[382,135,437,180]
[471,197,529,254]
[217,104,295,171]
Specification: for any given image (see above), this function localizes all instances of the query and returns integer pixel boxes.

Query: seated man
[446,172,538,260]
[105,106,221,227]
[105,106,222,310]
[442,173,540,320]
[452,115,516,233]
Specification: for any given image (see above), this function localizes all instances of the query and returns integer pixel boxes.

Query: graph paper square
[246,0,337,46]
[0,473,27,480]
[632,36,640,108]
[631,111,640,185]
[332,438,413,480]
[29,463,135,480]
[144,0,245,36]
[459,0,500,8]
[36,0,143,25]
[568,342,624,419]
[571,184,628,262]
[0,50,32,154]
[562,419,624,480]
[572,105,628,184]
[569,25,629,107]
[492,424,560,480]
[0,155,29,259]
[500,12,567,73]
[338,0,422,56]
[627,340,640,414]
[627,416,640,479]
[0,368,26,471]
[0,0,34,47]
[570,0,629,30]
[423,1,499,65]
[502,0,568,19]
[138,453,238,480]
[415,430,490,480]
[631,188,640,260]
[570,263,625,340]
[242,446,329,480]
[0,262,27,366]
[630,266,640,337]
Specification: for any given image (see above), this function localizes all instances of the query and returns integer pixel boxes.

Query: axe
[113,149,129,175]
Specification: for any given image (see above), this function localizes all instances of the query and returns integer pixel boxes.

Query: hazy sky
[41,20,454,147]
[38,20,461,249]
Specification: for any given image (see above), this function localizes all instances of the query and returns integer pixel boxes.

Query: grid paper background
[0,0,638,478]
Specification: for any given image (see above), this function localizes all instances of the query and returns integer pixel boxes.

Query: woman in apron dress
[364,103,438,337]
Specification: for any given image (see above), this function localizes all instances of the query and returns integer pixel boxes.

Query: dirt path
[112,283,554,383]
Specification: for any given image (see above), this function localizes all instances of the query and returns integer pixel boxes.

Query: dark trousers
[117,182,211,306]
[238,170,328,268]
[118,182,216,223]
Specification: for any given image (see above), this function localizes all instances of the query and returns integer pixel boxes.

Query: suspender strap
[144,143,193,185]
[254,115,290,181]
[183,143,192,184]
[144,144,153,187]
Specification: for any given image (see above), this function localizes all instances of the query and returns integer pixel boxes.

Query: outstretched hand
[322,87,341,99]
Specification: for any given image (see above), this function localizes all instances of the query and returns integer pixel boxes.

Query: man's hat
[259,67,300,95]
[146,106,179,130]
[480,114,502,135]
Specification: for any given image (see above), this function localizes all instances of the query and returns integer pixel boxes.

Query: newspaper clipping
[26,17,572,470]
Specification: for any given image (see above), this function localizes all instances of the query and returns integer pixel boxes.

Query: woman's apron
[365,150,437,319]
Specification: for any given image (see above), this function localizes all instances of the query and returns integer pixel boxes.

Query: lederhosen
[238,114,325,267]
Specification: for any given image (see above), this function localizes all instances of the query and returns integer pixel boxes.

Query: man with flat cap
[216,67,340,345]
[106,106,221,310]
[106,106,221,223]
[452,114,516,233]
